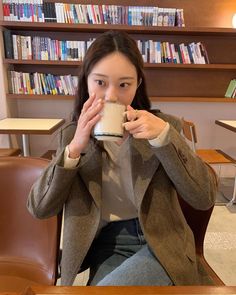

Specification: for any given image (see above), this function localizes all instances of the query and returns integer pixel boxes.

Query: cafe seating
[0,147,21,156]
[0,155,224,291]
[41,149,56,160]
[182,119,236,204]
[0,157,62,292]
[178,194,224,285]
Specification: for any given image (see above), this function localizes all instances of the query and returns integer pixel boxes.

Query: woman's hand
[123,105,167,140]
[68,93,103,158]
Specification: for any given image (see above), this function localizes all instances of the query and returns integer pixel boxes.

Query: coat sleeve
[153,112,217,210]
[27,123,81,218]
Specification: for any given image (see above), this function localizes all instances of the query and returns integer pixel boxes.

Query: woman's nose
[105,96,118,102]
[104,87,118,102]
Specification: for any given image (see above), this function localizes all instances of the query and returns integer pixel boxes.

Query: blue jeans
[83,218,173,286]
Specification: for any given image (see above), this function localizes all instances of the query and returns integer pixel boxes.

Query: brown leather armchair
[0,156,223,290]
[0,157,61,292]
[0,148,21,156]
[178,195,224,285]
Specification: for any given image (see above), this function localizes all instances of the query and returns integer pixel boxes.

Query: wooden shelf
[145,64,236,70]
[4,59,82,66]
[6,94,74,100]
[4,59,236,70]
[6,94,236,103]
[151,97,236,102]
[1,21,236,36]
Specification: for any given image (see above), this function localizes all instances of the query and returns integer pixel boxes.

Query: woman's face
[87,52,139,106]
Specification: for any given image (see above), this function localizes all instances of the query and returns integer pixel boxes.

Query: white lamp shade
[232,13,236,28]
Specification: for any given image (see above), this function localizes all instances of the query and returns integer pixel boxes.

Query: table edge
[215,120,236,133]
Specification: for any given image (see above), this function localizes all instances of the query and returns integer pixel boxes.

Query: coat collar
[78,137,160,209]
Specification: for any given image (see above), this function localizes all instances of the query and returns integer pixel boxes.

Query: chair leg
[215,164,222,185]
[226,168,236,206]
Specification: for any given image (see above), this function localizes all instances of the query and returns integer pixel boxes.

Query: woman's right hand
[68,93,103,159]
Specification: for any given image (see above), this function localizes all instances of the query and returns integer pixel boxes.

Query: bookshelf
[2,26,236,103]
[5,94,236,103]
[1,30,236,104]
[0,0,236,109]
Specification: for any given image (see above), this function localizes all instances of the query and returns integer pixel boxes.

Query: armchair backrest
[0,157,61,292]
[177,195,224,285]
[177,196,213,255]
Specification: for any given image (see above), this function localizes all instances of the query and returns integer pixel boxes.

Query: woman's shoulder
[151,109,183,132]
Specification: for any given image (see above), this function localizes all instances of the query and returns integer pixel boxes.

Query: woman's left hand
[123,105,167,140]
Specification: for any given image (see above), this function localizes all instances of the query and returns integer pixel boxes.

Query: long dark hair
[72,30,150,121]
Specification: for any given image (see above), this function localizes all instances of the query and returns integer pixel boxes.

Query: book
[7,70,13,93]
[3,29,13,58]
[224,79,236,98]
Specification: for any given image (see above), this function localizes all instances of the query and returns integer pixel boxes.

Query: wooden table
[22,285,236,295]
[0,118,65,156]
[215,119,236,205]
[215,120,236,133]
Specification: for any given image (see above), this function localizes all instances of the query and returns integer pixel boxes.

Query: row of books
[4,32,209,64]
[224,79,236,98]
[2,1,185,27]
[2,0,44,22]
[138,41,209,64]
[52,4,185,27]
[4,32,95,61]
[8,71,78,95]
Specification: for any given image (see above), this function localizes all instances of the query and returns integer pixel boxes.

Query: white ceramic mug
[93,101,126,141]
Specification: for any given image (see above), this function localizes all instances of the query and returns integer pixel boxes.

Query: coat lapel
[78,139,103,209]
[131,138,160,208]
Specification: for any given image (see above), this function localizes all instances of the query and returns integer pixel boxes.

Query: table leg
[226,173,236,206]
[22,134,30,156]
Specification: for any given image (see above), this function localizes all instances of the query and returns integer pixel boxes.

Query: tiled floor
[204,205,236,285]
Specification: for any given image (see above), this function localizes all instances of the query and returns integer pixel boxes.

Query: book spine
[3,29,14,59]
[224,79,236,98]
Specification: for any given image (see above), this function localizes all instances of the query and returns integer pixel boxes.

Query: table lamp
[232,13,236,28]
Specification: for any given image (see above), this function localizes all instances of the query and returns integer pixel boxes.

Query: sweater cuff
[63,145,80,169]
[148,123,170,147]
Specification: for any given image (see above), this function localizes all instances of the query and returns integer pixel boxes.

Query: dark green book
[224,79,236,98]
[3,29,13,59]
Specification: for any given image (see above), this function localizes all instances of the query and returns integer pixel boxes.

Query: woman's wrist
[68,142,81,159]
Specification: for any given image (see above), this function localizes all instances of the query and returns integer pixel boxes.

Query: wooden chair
[182,119,236,205]
[0,157,62,292]
[178,195,224,285]
[0,148,21,156]
[41,149,56,160]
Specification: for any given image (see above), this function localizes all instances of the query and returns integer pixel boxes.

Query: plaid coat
[27,112,217,286]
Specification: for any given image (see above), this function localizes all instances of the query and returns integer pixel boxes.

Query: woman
[27,30,217,286]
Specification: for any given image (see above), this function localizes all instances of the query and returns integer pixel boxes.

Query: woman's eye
[95,80,105,86]
[120,82,129,88]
